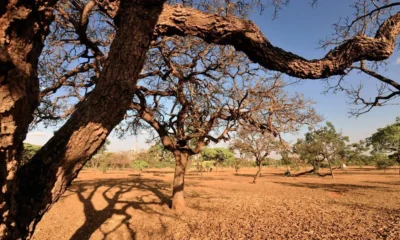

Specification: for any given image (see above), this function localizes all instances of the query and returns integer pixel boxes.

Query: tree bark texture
[1,1,165,238]
[91,3,400,80]
[0,0,58,238]
[172,150,189,211]
[155,4,400,79]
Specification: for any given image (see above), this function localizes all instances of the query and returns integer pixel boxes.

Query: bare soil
[33,167,400,240]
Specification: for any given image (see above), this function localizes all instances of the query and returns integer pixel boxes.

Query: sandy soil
[32,167,400,240]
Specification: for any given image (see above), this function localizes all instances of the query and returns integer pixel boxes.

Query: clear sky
[25,0,400,151]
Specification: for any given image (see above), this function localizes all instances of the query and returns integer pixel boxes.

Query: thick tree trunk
[1,1,165,239]
[253,160,262,183]
[0,1,58,238]
[172,150,189,211]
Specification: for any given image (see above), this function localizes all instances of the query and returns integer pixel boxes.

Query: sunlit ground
[33,167,400,240]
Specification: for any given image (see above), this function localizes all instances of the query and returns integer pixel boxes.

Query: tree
[345,140,370,167]
[202,148,235,171]
[131,160,150,172]
[147,142,175,166]
[368,117,400,174]
[231,126,281,183]
[117,34,318,210]
[21,144,42,166]
[1,0,399,238]
[293,122,349,179]
[373,153,394,172]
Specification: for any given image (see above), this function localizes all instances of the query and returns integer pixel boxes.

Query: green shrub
[131,160,150,171]
[376,159,394,171]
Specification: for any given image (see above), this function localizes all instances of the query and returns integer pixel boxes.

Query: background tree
[21,144,42,166]
[85,139,111,169]
[345,140,370,167]
[367,117,400,174]
[231,127,281,183]
[293,122,349,178]
[373,152,394,173]
[202,148,235,172]
[116,33,319,209]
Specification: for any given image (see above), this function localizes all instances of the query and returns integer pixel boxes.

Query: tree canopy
[368,117,400,173]
[294,122,349,178]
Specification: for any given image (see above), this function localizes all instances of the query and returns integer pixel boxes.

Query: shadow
[142,170,175,174]
[272,182,385,194]
[234,172,283,177]
[68,176,171,240]
[185,175,228,181]
[364,181,400,186]
[339,168,400,176]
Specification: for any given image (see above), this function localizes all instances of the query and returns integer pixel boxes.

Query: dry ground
[33,167,400,240]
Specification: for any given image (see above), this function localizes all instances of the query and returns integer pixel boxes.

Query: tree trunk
[0,1,58,238]
[327,158,335,179]
[172,150,189,211]
[253,160,262,183]
[1,1,165,238]
[313,159,320,175]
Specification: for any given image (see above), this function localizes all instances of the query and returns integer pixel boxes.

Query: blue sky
[25,0,400,151]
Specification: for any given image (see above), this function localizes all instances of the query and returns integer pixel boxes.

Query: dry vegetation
[33,167,400,240]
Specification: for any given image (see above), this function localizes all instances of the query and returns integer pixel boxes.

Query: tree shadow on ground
[234,172,283,178]
[272,182,386,194]
[364,181,400,186]
[68,177,171,240]
[142,170,175,174]
[340,168,400,175]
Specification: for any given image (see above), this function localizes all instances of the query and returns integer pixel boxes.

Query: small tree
[202,148,235,172]
[373,153,394,173]
[293,122,349,178]
[131,160,150,172]
[368,117,400,174]
[231,127,280,183]
[345,140,370,167]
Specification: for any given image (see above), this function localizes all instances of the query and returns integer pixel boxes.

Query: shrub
[131,160,150,171]
[375,158,394,171]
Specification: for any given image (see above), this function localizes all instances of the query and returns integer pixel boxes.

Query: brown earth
[32,167,400,240]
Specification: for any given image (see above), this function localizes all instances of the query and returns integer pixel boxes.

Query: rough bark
[253,161,262,183]
[172,150,189,211]
[0,0,58,238]
[92,3,400,79]
[155,5,400,79]
[1,1,165,238]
